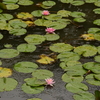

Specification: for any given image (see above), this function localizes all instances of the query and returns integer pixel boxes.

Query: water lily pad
[62,73,83,83]
[66,82,88,93]
[93,19,100,26]
[0,78,18,92]
[0,20,8,30]
[42,1,56,7]
[88,27,100,34]
[17,12,33,20]
[94,55,100,62]
[57,10,71,17]
[94,1,100,7]
[0,67,12,78]
[32,69,53,79]
[22,83,44,94]
[60,0,73,3]
[0,49,19,58]
[73,17,86,22]
[71,1,85,6]
[93,8,100,14]
[57,51,80,62]
[94,74,100,81]
[9,28,27,35]
[9,19,27,28]
[0,34,3,40]
[14,61,38,73]
[73,92,95,100]
[31,10,42,17]
[85,0,97,3]
[27,98,42,100]
[97,46,100,54]
[18,0,34,6]
[74,45,97,57]
[44,34,60,41]
[17,43,36,52]
[3,0,18,4]
[49,43,73,53]
[24,34,46,45]
[6,4,19,10]
[4,44,12,48]
[24,77,45,86]
[0,14,13,20]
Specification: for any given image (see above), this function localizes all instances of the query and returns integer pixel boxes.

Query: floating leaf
[17,43,36,52]
[4,44,12,48]
[66,82,88,93]
[24,77,45,86]
[31,10,42,17]
[0,67,12,78]
[6,4,19,10]
[88,27,100,34]
[73,92,95,100]
[62,73,83,83]
[73,17,86,22]
[49,43,73,53]
[57,10,71,17]
[24,21,34,26]
[0,34,3,40]
[0,49,19,58]
[0,2,7,9]
[0,78,18,92]
[9,28,27,35]
[9,19,27,28]
[74,45,97,57]
[93,19,100,26]
[94,55,100,62]
[93,8,100,14]
[37,54,55,64]
[94,1,100,7]
[17,12,33,20]
[57,52,80,62]
[27,98,42,100]
[70,11,86,18]
[32,69,53,79]
[42,1,56,7]
[24,34,46,45]
[3,0,18,4]
[22,83,44,94]
[0,20,9,30]
[97,46,100,54]
[60,0,73,3]
[14,61,38,73]
[44,34,60,41]
[71,1,85,6]
[85,0,97,3]
[94,34,100,41]
[0,14,13,20]
[18,0,34,6]
[94,74,100,81]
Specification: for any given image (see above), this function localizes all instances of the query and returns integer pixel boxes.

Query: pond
[0,0,100,100]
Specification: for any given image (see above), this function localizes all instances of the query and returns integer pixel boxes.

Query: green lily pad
[9,28,27,35]
[60,0,73,3]
[31,10,42,17]
[0,78,18,92]
[57,10,71,17]
[9,19,27,28]
[44,34,60,41]
[71,1,85,6]
[57,51,80,62]
[73,92,95,100]
[0,49,19,58]
[32,69,53,79]
[94,55,100,62]
[0,14,13,20]
[87,27,100,34]
[22,83,44,94]
[94,74,100,81]
[93,19,100,26]
[6,4,19,10]
[0,9,3,13]
[18,0,34,6]
[24,34,46,45]
[94,1,100,7]
[24,77,45,86]
[66,82,88,93]
[85,0,97,3]
[93,8,100,14]
[3,0,18,4]
[73,17,86,22]
[0,34,3,40]
[97,46,100,54]
[49,43,73,53]
[17,43,36,52]
[62,73,83,83]
[42,1,56,7]
[27,98,42,100]
[94,34,100,41]
[4,44,12,48]
[14,61,38,73]
[74,45,97,57]
[0,20,8,30]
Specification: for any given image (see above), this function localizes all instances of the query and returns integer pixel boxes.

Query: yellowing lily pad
[0,67,12,78]
[37,54,55,64]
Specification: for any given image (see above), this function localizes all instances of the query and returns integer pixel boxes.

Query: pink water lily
[45,78,55,86]
[45,28,55,33]
[42,10,50,15]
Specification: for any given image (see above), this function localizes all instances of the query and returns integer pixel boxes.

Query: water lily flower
[45,78,55,86]
[42,10,50,15]
[45,28,55,33]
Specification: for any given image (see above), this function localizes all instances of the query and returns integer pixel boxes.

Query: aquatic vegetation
[45,27,55,33]
[42,10,50,16]
[45,78,55,86]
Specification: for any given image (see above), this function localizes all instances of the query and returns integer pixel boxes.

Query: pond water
[0,0,100,100]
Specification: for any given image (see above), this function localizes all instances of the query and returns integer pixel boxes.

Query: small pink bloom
[45,78,55,86]
[45,28,55,33]
[42,10,50,15]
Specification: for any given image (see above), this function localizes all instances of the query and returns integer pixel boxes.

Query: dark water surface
[0,0,100,100]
